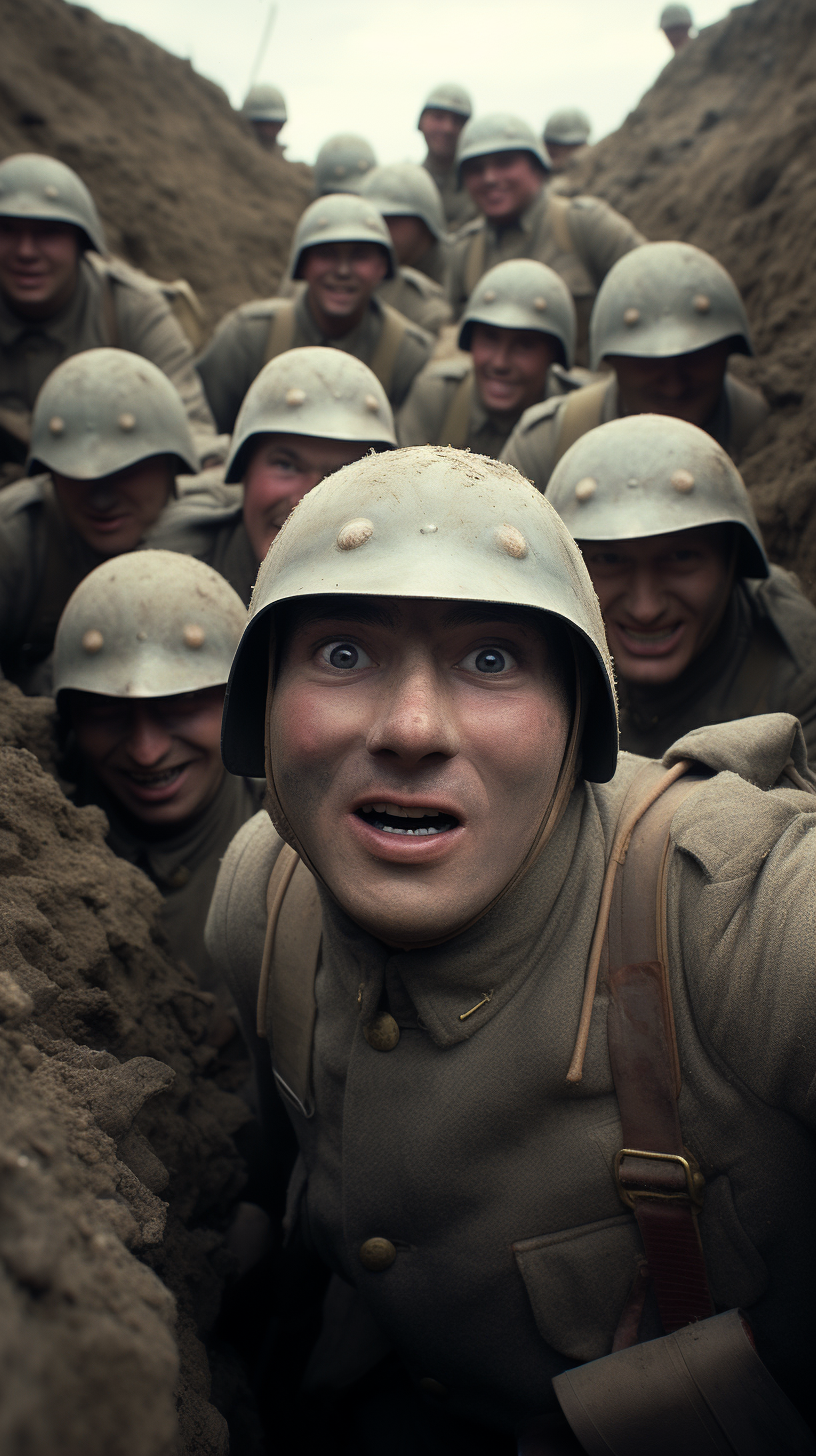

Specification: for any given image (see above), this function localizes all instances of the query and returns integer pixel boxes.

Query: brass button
[359,1237,396,1271]
[363,1012,400,1051]
[419,1377,448,1399]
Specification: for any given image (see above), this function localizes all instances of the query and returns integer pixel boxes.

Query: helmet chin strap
[263,646,585,950]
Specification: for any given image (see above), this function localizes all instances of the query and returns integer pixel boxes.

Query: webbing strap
[263,301,298,364]
[552,378,609,468]
[368,304,409,395]
[438,369,475,447]
[101,270,120,348]
[463,228,486,296]
[546,192,575,255]
[256,845,322,1118]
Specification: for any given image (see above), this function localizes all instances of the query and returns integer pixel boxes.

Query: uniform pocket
[513,1212,644,1362]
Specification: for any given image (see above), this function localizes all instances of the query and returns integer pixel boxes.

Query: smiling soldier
[206,446,816,1453]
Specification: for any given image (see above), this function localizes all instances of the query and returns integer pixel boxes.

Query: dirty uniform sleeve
[0,483,44,669]
[113,282,217,447]
[389,323,435,412]
[195,308,270,434]
[500,400,565,494]
[567,198,645,288]
[757,567,816,763]
[396,362,457,446]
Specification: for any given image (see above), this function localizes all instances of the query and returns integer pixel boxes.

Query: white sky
[84,0,730,165]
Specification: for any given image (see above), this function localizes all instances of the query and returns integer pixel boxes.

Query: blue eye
[459,647,516,675]
[322,641,373,670]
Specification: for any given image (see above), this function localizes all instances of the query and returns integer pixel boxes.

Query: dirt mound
[0,682,250,1456]
[0,0,312,332]
[569,0,816,596]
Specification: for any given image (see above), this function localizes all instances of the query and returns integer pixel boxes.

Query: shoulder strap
[263,301,298,365]
[546,191,576,255]
[163,278,207,351]
[463,227,486,296]
[368,304,409,395]
[552,378,609,467]
[438,369,475,447]
[100,269,120,348]
[256,845,322,1117]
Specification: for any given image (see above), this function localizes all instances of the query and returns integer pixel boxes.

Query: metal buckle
[614,1148,704,1211]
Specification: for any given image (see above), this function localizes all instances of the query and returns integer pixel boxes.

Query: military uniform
[422,159,478,234]
[150,477,256,605]
[397,358,587,457]
[376,267,451,336]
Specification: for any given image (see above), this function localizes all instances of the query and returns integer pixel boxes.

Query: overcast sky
[85,0,730,165]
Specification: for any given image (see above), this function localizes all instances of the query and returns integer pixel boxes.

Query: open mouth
[120,765,190,799]
[616,623,684,656]
[357,803,459,837]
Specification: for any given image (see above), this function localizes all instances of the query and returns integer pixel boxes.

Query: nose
[123,707,174,766]
[654,362,687,400]
[489,339,512,372]
[14,227,39,259]
[621,567,668,623]
[87,479,120,511]
[366,658,460,767]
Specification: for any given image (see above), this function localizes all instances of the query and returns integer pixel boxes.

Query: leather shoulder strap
[263,300,297,365]
[463,227,486,296]
[368,304,409,394]
[552,379,608,467]
[546,192,576,255]
[256,845,322,1118]
[100,268,120,348]
[438,369,475,447]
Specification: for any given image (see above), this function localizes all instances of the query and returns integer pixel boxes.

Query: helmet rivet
[533,296,548,311]
[48,415,65,436]
[183,623,206,648]
[285,388,306,407]
[364,394,380,413]
[118,412,136,431]
[136,630,147,641]
[82,629,104,654]
[420,524,438,534]
[693,294,711,313]
[575,476,597,502]
[671,468,695,493]
[317,214,329,226]
[623,307,640,326]
[334,165,345,176]
[482,289,496,303]
[495,524,528,559]
[337,518,374,551]
[43,184,59,199]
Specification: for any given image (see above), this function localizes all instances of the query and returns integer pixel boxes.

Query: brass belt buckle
[614,1148,705,1211]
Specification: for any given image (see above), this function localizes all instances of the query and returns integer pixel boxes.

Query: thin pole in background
[248,2,279,89]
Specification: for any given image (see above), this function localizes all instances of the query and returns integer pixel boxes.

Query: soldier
[417,82,478,233]
[313,134,377,196]
[0,153,216,480]
[197,194,433,433]
[542,108,592,173]
[660,2,694,51]
[205,445,816,1451]
[545,413,816,761]
[360,163,452,332]
[503,241,768,493]
[397,258,577,457]
[447,114,643,360]
[0,348,201,693]
[54,550,257,1004]
[241,83,288,151]
[153,347,396,606]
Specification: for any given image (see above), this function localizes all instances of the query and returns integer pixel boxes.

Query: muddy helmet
[222,446,618,782]
[0,152,106,254]
[290,192,396,280]
[660,4,693,27]
[313,134,377,196]
[589,241,753,372]
[27,348,199,481]
[456,113,551,181]
[419,82,473,121]
[546,414,768,578]
[241,83,287,123]
[543,108,591,147]
[458,259,576,366]
[360,163,447,243]
[53,550,247,702]
[226,347,396,482]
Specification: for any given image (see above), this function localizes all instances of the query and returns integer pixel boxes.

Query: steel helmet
[419,82,473,121]
[543,108,591,147]
[313,134,377,196]
[225,346,396,482]
[222,446,618,782]
[456,113,551,180]
[360,163,447,243]
[458,258,576,366]
[0,152,106,254]
[28,348,199,480]
[660,4,693,27]
[290,192,396,280]
[241,83,287,123]
[53,550,247,702]
[589,241,753,371]
[545,413,768,579]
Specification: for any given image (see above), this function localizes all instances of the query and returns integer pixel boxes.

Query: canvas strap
[438,369,475,447]
[368,304,409,395]
[264,301,298,364]
[255,843,322,1118]
[552,378,608,467]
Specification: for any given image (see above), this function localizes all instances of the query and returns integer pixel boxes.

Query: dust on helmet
[589,241,752,371]
[0,152,106,254]
[456,113,551,181]
[458,258,576,366]
[545,413,768,578]
[290,192,395,280]
[53,550,247,701]
[27,348,199,480]
[360,163,447,243]
[226,346,396,482]
[313,134,377,196]
[222,446,618,782]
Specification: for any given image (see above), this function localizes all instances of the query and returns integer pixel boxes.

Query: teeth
[380,824,444,835]
[622,626,677,643]
[369,803,440,818]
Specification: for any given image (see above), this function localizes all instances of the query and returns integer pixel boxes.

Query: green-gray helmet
[458,259,576,366]
[313,134,377,195]
[241,83,287,123]
[419,82,473,121]
[225,346,396,482]
[543,108,591,147]
[589,241,752,371]
[0,152,106,254]
[27,348,199,480]
[290,192,396,280]
[53,550,247,702]
[360,163,447,243]
[456,113,551,181]
[660,3,692,26]
[546,414,768,579]
[222,446,618,782]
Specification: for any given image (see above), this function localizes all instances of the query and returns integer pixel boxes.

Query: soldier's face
[579,526,734,685]
[461,152,545,223]
[545,142,585,173]
[0,217,81,317]
[301,243,389,325]
[251,119,284,149]
[243,433,371,563]
[384,215,435,268]
[419,108,466,166]
[70,686,226,827]
[470,324,559,418]
[609,341,731,427]
[664,24,692,50]
[271,597,570,945]
[52,456,175,556]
